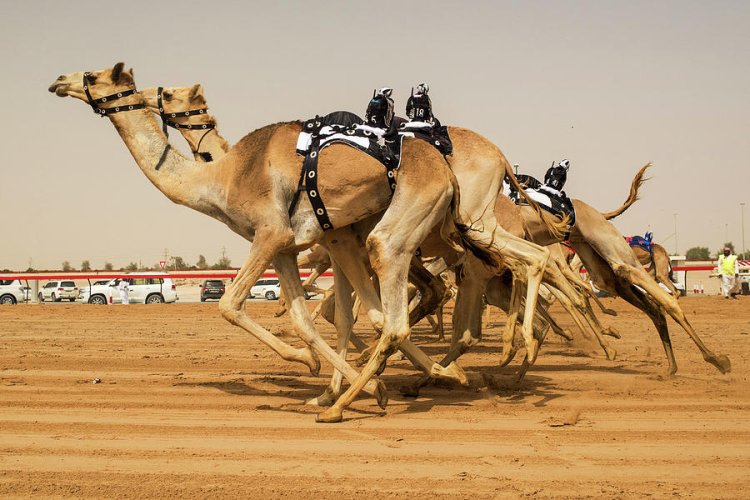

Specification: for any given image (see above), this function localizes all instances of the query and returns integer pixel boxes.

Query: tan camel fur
[140,86,470,398]
[53,65,568,423]
[145,85,640,372]
[513,197,731,375]
[631,243,680,297]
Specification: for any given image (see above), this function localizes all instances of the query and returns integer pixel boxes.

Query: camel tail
[504,162,570,240]
[602,162,651,220]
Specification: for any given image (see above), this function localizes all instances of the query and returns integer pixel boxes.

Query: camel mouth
[48,82,68,96]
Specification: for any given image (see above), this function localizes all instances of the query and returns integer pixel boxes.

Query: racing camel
[50,64,567,422]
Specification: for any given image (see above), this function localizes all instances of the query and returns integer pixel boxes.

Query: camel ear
[189,84,205,101]
[111,62,125,82]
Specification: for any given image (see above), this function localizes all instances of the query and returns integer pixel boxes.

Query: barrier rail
[0,271,334,281]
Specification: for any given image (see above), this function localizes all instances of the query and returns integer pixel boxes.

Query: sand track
[1,298,748,498]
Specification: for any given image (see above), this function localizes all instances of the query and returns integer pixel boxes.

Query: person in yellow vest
[717,247,740,299]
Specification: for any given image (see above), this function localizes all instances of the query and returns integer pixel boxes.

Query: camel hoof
[556,329,574,341]
[708,354,731,374]
[374,380,389,409]
[299,348,320,376]
[306,388,337,407]
[603,327,621,339]
[316,407,343,423]
[499,347,518,368]
[431,362,469,386]
[604,346,617,361]
[525,339,540,365]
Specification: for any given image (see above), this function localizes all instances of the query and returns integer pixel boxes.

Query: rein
[83,72,144,116]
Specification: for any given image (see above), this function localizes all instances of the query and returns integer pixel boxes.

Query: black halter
[156,87,215,136]
[83,72,144,116]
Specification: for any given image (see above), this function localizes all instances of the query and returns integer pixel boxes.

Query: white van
[78,273,178,304]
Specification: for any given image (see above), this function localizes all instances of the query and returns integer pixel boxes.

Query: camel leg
[317,182,454,423]
[573,241,679,373]
[609,262,730,373]
[498,236,550,364]
[218,233,320,374]
[547,286,616,360]
[327,230,467,384]
[499,275,522,366]
[307,261,355,407]
[273,253,388,404]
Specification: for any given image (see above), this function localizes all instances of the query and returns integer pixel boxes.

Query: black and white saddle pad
[291,112,453,231]
[504,175,576,227]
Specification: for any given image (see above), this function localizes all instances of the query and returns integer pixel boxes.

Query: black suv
[200,279,225,302]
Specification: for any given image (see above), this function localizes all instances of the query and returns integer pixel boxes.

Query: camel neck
[106,105,221,211]
[181,126,230,162]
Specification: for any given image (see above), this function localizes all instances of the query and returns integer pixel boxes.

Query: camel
[142,84,631,367]
[503,196,731,375]
[52,64,567,423]
[630,242,680,297]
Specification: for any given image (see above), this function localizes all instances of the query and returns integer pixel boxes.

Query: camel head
[141,84,207,115]
[48,62,136,103]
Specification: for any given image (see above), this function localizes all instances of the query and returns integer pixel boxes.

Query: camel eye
[163,91,173,100]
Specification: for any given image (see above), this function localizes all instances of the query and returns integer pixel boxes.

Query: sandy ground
[1,297,748,499]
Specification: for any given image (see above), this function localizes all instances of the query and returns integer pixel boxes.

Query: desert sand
[1,298,748,498]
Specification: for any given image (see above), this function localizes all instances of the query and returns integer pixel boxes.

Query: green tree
[81,260,91,271]
[104,262,114,271]
[171,256,189,270]
[212,256,232,269]
[61,261,73,271]
[125,262,138,271]
[196,254,208,269]
[685,247,710,260]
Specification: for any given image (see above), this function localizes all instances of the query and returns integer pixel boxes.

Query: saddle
[626,232,653,253]
[292,111,453,231]
[505,174,576,228]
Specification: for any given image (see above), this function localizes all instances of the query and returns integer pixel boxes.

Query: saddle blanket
[625,232,653,253]
[296,112,452,171]
[504,175,576,227]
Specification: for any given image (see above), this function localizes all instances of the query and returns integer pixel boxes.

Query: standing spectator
[717,247,739,299]
[118,278,130,304]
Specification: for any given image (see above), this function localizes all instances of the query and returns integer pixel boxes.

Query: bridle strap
[83,72,144,116]
[157,87,212,134]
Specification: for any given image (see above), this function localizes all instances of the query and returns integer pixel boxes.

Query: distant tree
[196,254,208,269]
[125,262,138,271]
[61,261,73,271]
[171,256,189,270]
[212,256,232,269]
[685,247,710,260]
[104,262,114,271]
[81,260,91,271]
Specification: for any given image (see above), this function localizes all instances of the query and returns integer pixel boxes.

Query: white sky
[2,0,749,270]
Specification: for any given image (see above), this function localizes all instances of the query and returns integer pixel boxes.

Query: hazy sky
[2,0,749,270]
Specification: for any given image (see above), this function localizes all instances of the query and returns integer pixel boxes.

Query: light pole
[513,163,519,177]
[673,213,678,255]
[741,202,746,258]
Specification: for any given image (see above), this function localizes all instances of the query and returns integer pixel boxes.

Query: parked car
[78,273,178,304]
[0,279,26,305]
[200,279,225,302]
[38,280,78,302]
[249,278,281,300]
